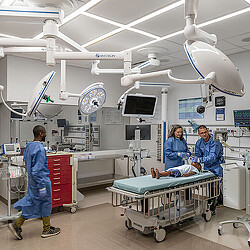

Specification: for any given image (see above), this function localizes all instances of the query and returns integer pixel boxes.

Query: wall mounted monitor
[125,125,151,140]
[122,94,157,117]
[11,108,24,120]
[57,119,67,127]
[233,110,250,127]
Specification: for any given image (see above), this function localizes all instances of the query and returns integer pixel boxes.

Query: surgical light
[78,83,106,115]
[184,40,245,97]
[0,71,55,117]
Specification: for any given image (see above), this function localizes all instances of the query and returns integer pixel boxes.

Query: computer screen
[57,119,67,127]
[122,94,157,117]
[125,125,151,140]
[233,110,250,127]
[11,108,23,120]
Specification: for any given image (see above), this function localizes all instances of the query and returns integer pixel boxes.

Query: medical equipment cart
[47,153,78,213]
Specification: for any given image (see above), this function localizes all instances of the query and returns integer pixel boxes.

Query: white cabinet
[223,163,246,210]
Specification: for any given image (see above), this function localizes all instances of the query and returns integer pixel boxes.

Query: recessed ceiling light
[241,37,250,42]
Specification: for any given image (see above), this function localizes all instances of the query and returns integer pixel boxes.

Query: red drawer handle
[53,198,60,201]
[54,168,61,171]
[53,173,60,175]
[53,189,61,192]
[54,182,61,185]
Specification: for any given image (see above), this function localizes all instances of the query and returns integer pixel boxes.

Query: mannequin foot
[151,168,156,178]
[155,169,160,179]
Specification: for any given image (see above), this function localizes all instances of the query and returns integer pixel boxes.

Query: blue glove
[178,152,189,159]
[39,188,47,198]
[191,156,200,163]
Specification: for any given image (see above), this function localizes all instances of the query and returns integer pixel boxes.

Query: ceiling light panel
[133,5,184,37]
[86,29,154,52]
[87,0,179,24]
[60,14,118,45]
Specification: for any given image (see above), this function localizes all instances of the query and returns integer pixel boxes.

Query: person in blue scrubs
[8,125,60,240]
[192,125,225,212]
[165,125,191,171]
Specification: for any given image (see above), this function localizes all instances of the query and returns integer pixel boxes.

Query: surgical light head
[0,71,55,118]
[78,83,106,115]
[184,40,245,97]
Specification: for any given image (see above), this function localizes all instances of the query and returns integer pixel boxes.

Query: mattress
[113,172,215,194]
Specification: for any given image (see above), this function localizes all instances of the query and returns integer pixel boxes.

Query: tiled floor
[0,187,249,250]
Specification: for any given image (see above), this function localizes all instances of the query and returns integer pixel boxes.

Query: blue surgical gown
[165,137,191,171]
[14,141,52,219]
[195,136,225,177]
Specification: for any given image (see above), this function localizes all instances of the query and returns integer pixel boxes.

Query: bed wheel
[70,207,77,213]
[202,210,212,222]
[125,219,133,230]
[154,228,166,243]
[248,239,250,247]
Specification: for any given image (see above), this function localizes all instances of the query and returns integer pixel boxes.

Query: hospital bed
[107,172,221,242]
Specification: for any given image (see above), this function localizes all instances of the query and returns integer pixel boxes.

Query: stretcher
[107,171,221,242]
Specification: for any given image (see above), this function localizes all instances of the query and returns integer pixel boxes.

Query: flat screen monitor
[125,125,151,140]
[11,108,23,120]
[122,94,157,117]
[57,119,67,127]
[233,109,250,127]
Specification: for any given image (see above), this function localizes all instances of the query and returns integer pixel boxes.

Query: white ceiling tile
[0,22,43,38]
[167,33,186,45]
[86,30,154,52]
[202,12,250,40]
[196,0,249,24]
[242,44,250,51]
[222,47,246,55]
[134,5,184,37]
[216,40,240,51]
[151,40,184,54]
[224,32,250,47]
[168,50,188,61]
[87,0,178,25]
[60,14,117,45]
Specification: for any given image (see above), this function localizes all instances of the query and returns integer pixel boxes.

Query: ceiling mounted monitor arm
[184,0,217,46]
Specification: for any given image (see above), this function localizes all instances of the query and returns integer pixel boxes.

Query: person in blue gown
[8,125,60,240]
[191,125,225,213]
[165,125,191,171]
[191,125,224,177]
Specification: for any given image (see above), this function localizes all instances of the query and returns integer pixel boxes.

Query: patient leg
[151,168,156,178]
[158,170,172,178]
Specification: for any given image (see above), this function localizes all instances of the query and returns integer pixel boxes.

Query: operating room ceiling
[0,0,250,70]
